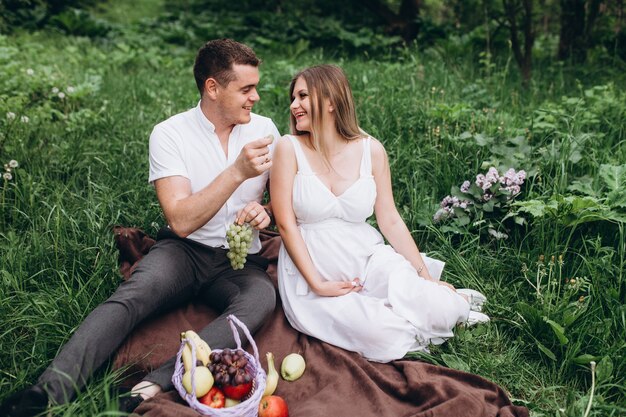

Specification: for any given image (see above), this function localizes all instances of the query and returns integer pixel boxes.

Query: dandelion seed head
[58,92,66,99]
[3,172,12,180]
[67,86,75,93]
[20,115,29,123]
[8,160,18,168]
[6,112,16,120]
[52,87,59,94]
[26,68,34,75]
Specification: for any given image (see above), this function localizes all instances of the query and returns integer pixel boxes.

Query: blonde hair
[289,65,364,158]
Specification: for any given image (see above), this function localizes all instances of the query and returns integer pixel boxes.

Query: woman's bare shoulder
[367,136,388,165]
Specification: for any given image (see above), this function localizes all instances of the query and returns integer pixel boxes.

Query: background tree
[557,0,602,62]
[361,0,422,42]
[503,0,535,85]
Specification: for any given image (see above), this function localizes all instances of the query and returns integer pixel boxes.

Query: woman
[270,65,488,362]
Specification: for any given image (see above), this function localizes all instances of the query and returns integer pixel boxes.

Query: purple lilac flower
[486,167,500,184]
[460,180,471,193]
[500,168,526,196]
[436,194,473,222]
[475,168,499,191]
[440,195,459,208]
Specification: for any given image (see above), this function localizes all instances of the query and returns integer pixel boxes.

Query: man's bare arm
[156,135,274,237]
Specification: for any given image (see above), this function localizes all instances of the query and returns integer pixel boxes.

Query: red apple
[222,381,253,400]
[258,395,289,417]
[199,387,225,408]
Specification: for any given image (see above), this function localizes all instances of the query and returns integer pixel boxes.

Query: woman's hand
[312,278,363,297]
[437,281,456,291]
[236,202,271,230]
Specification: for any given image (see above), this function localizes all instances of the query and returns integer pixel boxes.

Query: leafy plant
[433,166,527,238]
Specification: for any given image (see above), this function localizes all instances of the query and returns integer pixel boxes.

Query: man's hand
[312,278,363,297]
[232,135,274,181]
[236,202,271,230]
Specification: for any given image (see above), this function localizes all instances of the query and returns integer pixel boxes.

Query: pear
[225,398,241,408]
[182,366,214,397]
[280,353,306,381]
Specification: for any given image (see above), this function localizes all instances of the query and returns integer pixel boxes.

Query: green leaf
[596,356,614,382]
[561,305,582,327]
[513,215,526,226]
[440,225,467,234]
[564,195,603,212]
[536,341,557,361]
[474,133,493,146]
[599,164,626,193]
[450,186,469,200]
[459,131,473,140]
[511,199,558,218]
[441,354,470,372]
[606,189,626,208]
[572,354,600,365]
[468,183,484,200]
[543,317,569,345]
[567,176,596,197]
[454,215,471,226]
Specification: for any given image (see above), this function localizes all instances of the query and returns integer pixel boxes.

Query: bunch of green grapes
[226,222,253,270]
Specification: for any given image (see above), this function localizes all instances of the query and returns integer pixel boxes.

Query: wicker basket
[172,314,267,416]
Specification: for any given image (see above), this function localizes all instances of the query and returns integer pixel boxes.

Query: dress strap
[360,137,373,177]
[288,135,313,174]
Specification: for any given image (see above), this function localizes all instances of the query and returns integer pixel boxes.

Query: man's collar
[195,101,216,134]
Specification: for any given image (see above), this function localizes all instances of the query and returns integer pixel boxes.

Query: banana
[263,352,279,396]
[181,330,212,366]
[181,342,194,372]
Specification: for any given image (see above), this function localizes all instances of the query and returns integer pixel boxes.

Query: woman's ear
[328,103,335,113]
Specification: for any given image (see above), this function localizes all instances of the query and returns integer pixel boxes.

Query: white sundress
[277,135,470,362]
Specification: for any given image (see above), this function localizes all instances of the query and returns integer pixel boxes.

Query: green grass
[1,2,625,416]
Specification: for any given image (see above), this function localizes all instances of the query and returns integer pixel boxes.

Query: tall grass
[1,4,625,416]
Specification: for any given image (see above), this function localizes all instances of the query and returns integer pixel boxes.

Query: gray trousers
[37,228,276,404]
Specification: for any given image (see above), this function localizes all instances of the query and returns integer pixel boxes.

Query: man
[1,38,279,416]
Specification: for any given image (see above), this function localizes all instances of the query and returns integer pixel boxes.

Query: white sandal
[457,288,487,312]
[466,310,491,326]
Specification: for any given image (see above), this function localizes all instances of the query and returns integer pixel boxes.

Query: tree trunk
[557,0,587,61]
[398,0,421,41]
[361,0,421,43]
[557,0,603,62]
[503,0,535,86]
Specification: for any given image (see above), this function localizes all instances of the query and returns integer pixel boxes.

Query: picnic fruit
[258,395,289,417]
[226,222,253,270]
[222,381,253,400]
[208,348,254,389]
[181,330,211,368]
[263,352,279,396]
[182,366,214,397]
[280,353,306,381]
[199,386,225,408]
[225,397,241,408]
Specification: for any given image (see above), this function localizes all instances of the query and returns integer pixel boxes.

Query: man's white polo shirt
[149,102,280,253]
